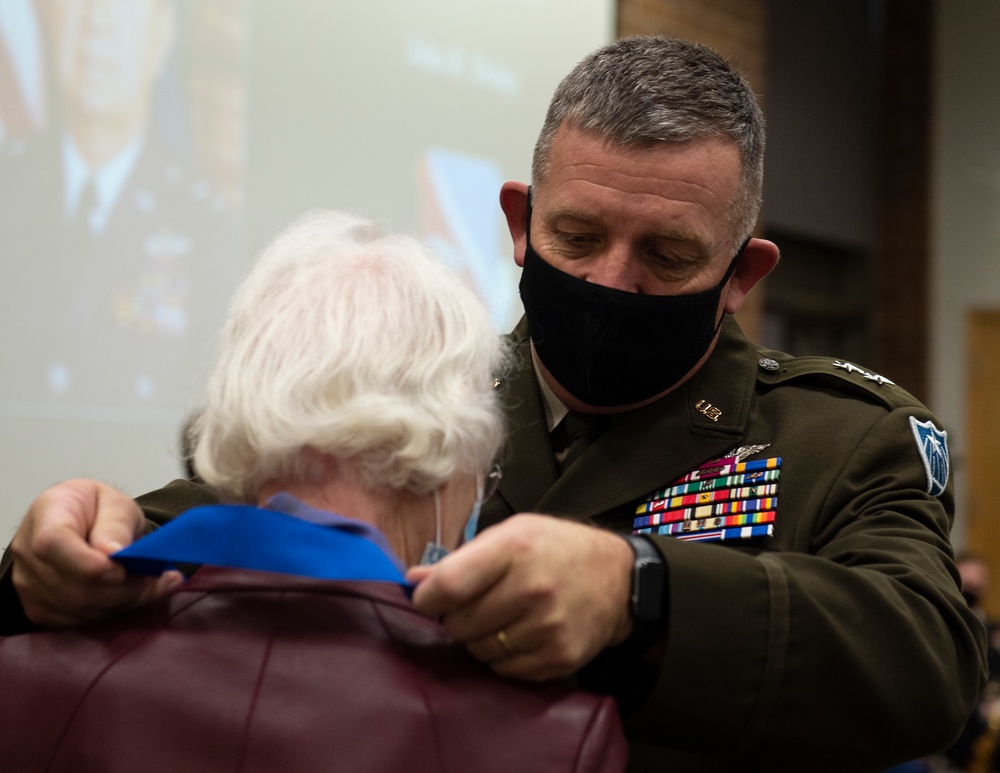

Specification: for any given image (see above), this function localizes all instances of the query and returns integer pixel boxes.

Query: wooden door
[965,310,1000,620]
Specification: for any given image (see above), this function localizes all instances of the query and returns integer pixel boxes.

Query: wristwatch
[621,534,666,627]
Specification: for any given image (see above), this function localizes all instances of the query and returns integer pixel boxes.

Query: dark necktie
[556,411,612,473]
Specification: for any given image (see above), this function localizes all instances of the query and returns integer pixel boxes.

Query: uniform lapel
[483,316,760,528]
[488,320,560,518]
[536,316,759,522]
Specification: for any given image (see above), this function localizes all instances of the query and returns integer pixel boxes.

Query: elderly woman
[0,212,626,772]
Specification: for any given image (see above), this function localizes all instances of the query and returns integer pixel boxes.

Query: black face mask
[518,198,746,408]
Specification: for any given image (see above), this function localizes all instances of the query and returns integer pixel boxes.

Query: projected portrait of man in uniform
[0,0,241,416]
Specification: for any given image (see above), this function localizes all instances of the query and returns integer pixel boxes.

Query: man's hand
[407,514,634,682]
[10,479,183,628]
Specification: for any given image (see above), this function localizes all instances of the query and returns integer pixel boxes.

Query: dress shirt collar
[263,492,405,574]
[62,129,144,233]
[531,350,569,433]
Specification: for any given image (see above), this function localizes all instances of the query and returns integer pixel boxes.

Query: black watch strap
[621,534,666,626]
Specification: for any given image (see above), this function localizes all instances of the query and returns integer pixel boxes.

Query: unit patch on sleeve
[634,453,780,543]
[909,416,950,498]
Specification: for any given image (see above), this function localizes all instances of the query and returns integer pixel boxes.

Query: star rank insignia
[832,360,895,386]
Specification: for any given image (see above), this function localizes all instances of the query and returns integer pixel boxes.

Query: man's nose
[581,247,644,293]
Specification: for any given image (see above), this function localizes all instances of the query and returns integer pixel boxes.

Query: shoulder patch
[909,416,949,497]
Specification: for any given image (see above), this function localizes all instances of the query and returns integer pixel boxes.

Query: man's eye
[647,250,699,278]
[555,232,600,252]
[649,250,680,267]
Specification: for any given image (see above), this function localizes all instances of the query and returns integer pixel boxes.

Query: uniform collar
[493,315,758,523]
[533,352,569,433]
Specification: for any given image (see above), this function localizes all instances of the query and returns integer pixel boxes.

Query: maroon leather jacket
[0,567,627,772]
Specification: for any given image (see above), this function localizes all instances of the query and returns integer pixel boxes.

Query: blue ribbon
[113,504,409,586]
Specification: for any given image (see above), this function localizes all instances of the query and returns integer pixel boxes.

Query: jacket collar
[185,566,415,609]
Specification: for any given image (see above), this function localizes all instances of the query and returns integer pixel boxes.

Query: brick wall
[871,0,933,402]
[615,0,933,399]
[617,0,769,341]
[618,0,767,89]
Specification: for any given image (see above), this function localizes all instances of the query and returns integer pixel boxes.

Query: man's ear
[499,182,530,267]
[723,238,780,315]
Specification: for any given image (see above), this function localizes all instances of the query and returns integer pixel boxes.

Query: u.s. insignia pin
[909,416,949,497]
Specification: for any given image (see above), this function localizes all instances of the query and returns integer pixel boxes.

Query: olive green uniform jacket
[478,316,986,772]
[0,316,987,772]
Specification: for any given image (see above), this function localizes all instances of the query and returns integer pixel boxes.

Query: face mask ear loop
[712,235,753,335]
[419,489,449,565]
[525,188,534,245]
[720,236,751,288]
[462,472,485,546]
[433,488,443,548]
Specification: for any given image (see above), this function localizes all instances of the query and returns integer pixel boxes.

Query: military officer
[0,130,238,410]
[0,35,986,773]
[0,0,240,411]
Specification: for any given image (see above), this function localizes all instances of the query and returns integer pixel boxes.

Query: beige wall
[932,0,1000,550]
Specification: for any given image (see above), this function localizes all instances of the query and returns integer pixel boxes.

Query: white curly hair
[192,210,507,503]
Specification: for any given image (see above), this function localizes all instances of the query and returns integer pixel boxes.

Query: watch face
[628,537,665,623]
[635,563,665,622]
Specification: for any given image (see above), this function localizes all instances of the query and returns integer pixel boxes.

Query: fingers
[408,514,635,682]
[27,521,124,585]
[88,484,149,556]
[15,569,184,629]
[14,479,141,583]
[410,529,516,619]
[465,625,588,683]
[495,629,516,658]
[466,623,543,666]
[10,478,162,628]
[404,565,433,585]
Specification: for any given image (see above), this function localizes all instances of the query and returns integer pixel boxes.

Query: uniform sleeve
[627,406,987,772]
[135,478,220,526]
[0,547,40,635]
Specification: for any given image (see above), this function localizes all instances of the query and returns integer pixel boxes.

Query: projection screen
[0,0,613,540]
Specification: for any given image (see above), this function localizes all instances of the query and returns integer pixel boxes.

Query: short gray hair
[533,35,765,250]
[193,210,507,503]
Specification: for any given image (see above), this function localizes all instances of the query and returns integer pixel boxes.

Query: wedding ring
[496,629,516,658]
